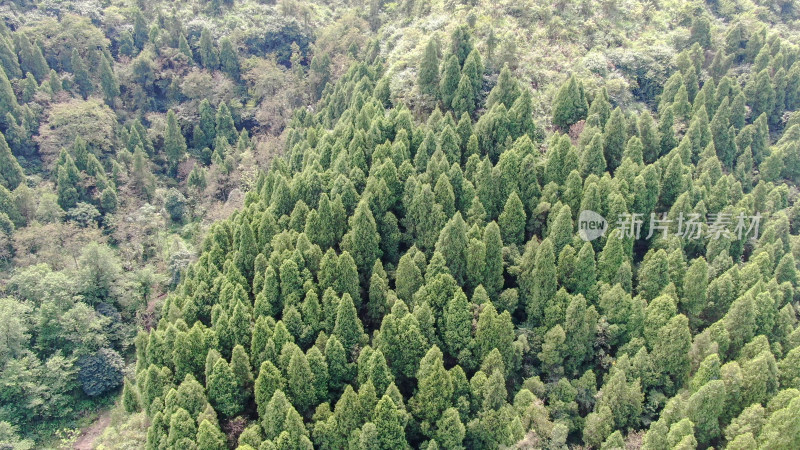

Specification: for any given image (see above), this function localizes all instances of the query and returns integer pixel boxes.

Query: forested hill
[1,0,800,449]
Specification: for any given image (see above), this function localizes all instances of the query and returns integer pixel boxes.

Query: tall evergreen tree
[435,212,468,285]
[486,64,520,109]
[71,49,92,99]
[207,358,245,418]
[165,109,187,175]
[483,221,504,299]
[440,55,461,108]
[100,55,120,104]
[199,28,219,69]
[498,191,525,246]
[603,107,626,172]
[0,36,21,80]
[215,102,236,147]
[341,200,382,276]
[15,33,48,81]
[57,153,81,210]
[0,132,24,190]
[418,38,440,98]
[0,67,19,127]
[219,37,240,79]
[451,74,476,117]
[581,132,606,177]
[552,75,589,129]
[333,294,366,356]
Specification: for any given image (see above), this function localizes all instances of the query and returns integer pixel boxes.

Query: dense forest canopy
[0,0,799,449]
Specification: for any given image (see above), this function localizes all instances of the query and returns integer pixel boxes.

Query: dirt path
[73,409,112,450]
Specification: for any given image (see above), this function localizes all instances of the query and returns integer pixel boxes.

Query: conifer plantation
[1,0,800,449]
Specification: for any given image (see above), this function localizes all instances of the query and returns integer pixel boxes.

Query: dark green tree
[0,132,24,190]
[486,64,520,109]
[341,200,382,276]
[165,109,187,175]
[440,55,461,108]
[219,38,240,79]
[333,293,366,356]
[418,38,440,98]
[215,102,236,147]
[199,28,219,69]
[483,221,504,299]
[552,75,589,129]
[603,107,626,172]
[207,358,245,418]
[71,49,92,99]
[498,191,525,246]
[452,74,476,117]
[100,55,120,104]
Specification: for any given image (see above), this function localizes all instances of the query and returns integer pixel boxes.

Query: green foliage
[77,347,124,396]
[418,38,440,98]
[0,132,24,191]
[552,75,588,129]
[2,3,799,448]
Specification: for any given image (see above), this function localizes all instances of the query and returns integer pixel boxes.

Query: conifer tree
[509,88,539,141]
[462,49,484,99]
[395,251,423,303]
[603,107,626,172]
[57,154,81,210]
[341,200,381,276]
[435,212,468,285]
[682,257,708,327]
[581,133,606,177]
[132,10,148,50]
[197,420,227,450]
[686,379,726,446]
[525,238,557,323]
[486,64,520,109]
[178,33,194,63]
[588,87,611,128]
[0,36,21,80]
[483,221,504,299]
[498,191,525,246]
[552,75,589,129]
[411,346,453,431]
[0,132,24,190]
[16,33,48,81]
[197,99,216,150]
[451,74,476,117]
[207,358,245,418]
[747,68,775,124]
[711,97,736,167]
[286,348,316,414]
[333,294,365,356]
[373,396,407,449]
[99,55,120,104]
[199,28,219,69]
[659,106,677,155]
[335,252,361,308]
[71,49,92,99]
[638,111,660,164]
[638,249,670,301]
[219,37,240,79]
[255,361,286,418]
[418,38,440,98]
[440,55,461,108]
[0,67,19,127]
[651,314,691,394]
[215,102,236,146]
[122,378,140,413]
[165,109,187,175]
[167,408,197,448]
